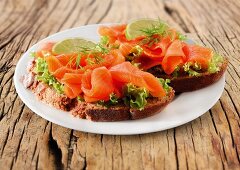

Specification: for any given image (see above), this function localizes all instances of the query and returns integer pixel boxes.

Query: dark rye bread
[148,58,228,93]
[29,81,174,121]
[71,89,174,121]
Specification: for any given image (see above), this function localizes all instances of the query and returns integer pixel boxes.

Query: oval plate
[14,24,225,135]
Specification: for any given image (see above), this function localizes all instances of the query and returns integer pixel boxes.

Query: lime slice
[125,19,162,40]
[52,38,96,54]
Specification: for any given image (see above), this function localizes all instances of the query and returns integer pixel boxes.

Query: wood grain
[0,0,239,169]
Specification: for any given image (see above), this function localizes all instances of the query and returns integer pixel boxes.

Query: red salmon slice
[110,62,166,97]
[135,57,162,70]
[119,43,134,56]
[56,54,77,66]
[64,83,82,99]
[141,37,171,59]
[45,56,63,73]
[36,42,55,58]
[81,67,115,102]
[41,42,55,51]
[61,73,82,84]
[53,67,75,80]
[98,25,127,44]
[185,44,213,69]
[99,26,118,37]
[82,51,125,71]
[162,40,186,74]
[109,49,125,66]
[62,73,83,98]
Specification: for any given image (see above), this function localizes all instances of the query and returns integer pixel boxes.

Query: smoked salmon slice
[110,62,166,97]
[45,55,63,73]
[162,40,186,74]
[184,44,213,69]
[36,42,55,58]
[99,24,127,44]
[61,73,83,98]
[64,83,82,99]
[119,43,135,56]
[109,49,125,66]
[140,37,171,60]
[81,67,115,102]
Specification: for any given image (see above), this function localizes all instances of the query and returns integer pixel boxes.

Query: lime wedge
[52,38,96,54]
[125,19,162,40]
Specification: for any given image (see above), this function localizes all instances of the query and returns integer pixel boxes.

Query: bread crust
[71,90,174,121]
[29,81,174,121]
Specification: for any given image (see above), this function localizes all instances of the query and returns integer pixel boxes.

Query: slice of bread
[148,58,228,93]
[72,89,174,121]
[29,79,174,121]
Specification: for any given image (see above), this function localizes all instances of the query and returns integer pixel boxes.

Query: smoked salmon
[81,67,115,102]
[110,62,166,97]
[184,44,213,69]
[162,40,186,74]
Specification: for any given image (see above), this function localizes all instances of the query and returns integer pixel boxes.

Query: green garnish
[208,53,224,73]
[94,44,109,54]
[183,62,201,77]
[86,57,95,65]
[76,54,82,68]
[100,36,109,45]
[178,34,187,41]
[140,20,186,41]
[109,93,119,104]
[131,45,143,56]
[35,58,64,94]
[158,78,171,92]
[140,21,168,37]
[30,52,36,58]
[123,84,149,110]
[172,66,180,77]
[77,96,85,102]
[96,93,119,107]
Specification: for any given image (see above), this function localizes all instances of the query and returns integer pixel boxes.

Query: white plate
[14,24,225,135]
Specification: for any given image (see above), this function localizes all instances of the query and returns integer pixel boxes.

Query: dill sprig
[140,21,169,37]
[65,43,109,67]
[139,20,187,43]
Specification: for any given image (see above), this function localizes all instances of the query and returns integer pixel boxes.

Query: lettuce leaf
[100,36,109,45]
[123,84,149,110]
[183,62,201,77]
[109,93,119,104]
[208,53,224,73]
[35,58,64,94]
[158,78,171,92]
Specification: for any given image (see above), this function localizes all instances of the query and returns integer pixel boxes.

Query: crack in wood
[66,130,74,169]
[209,109,218,134]
[49,125,64,170]
[173,129,179,170]
[219,98,237,147]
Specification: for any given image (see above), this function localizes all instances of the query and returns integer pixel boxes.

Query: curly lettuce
[123,84,149,110]
[34,58,64,94]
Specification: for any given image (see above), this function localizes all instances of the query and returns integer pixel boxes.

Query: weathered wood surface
[0,0,239,169]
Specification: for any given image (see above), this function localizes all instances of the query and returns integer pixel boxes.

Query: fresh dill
[139,20,186,44]
[140,21,169,37]
[76,53,82,68]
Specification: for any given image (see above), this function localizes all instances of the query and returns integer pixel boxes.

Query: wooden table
[0,0,239,169]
